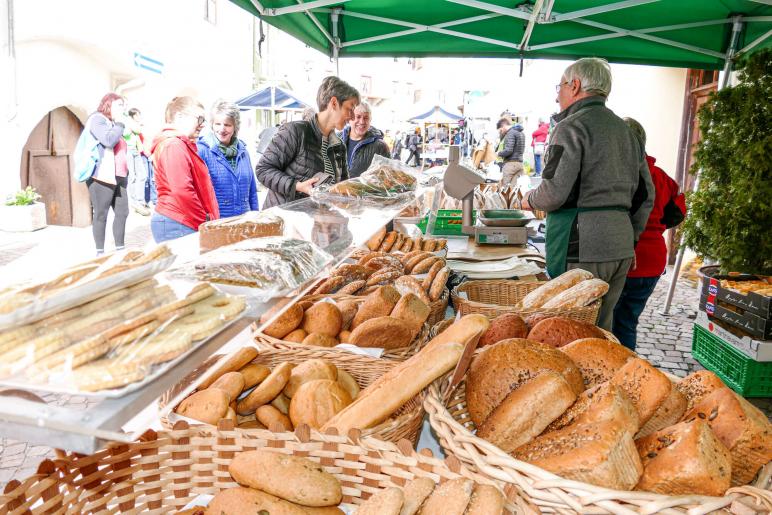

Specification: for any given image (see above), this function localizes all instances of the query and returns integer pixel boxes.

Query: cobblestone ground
[0,237,769,488]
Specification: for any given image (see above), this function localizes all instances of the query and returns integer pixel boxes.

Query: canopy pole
[660,15,744,316]
[332,7,341,76]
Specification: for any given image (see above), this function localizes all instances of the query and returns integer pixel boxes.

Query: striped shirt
[321,136,334,177]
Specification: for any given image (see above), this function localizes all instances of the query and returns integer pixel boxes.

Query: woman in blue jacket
[197,100,258,217]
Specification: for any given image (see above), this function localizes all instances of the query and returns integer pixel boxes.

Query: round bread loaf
[348,316,413,349]
[466,338,585,427]
[560,337,636,388]
[262,303,304,339]
[302,333,339,347]
[526,316,606,348]
[284,359,338,398]
[302,302,343,337]
[284,328,308,343]
[479,313,528,347]
[289,379,353,429]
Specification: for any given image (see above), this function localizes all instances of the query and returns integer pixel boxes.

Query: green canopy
[232,0,771,69]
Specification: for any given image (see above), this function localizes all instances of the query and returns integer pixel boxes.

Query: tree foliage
[681,49,772,275]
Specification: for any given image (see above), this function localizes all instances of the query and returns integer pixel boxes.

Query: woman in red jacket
[612,117,686,350]
[150,97,219,242]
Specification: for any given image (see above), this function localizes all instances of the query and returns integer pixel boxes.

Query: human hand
[631,254,637,271]
[296,177,320,195]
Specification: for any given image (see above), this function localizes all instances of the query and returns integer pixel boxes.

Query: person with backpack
[405,127,422,167]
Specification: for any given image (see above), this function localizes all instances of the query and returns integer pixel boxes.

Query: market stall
[408,105,463,166]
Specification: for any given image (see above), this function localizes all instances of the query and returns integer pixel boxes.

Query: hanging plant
[681,49,772,276]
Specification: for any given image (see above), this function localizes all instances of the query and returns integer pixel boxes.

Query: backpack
[73,119,101,182]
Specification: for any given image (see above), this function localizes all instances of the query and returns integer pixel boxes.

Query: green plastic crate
[417,209,476,236]
[692,323,772,397]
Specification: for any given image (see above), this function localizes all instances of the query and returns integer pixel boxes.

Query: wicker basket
[0,421,534,514]
[254,320,431,362]
[452,280,600,324]
[159,345,428,446]
[424,380,772,514]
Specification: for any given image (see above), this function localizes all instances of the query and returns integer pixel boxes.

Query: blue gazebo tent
[235,85,312,111]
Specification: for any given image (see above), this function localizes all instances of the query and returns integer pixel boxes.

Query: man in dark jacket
[255,76,359,209]
[405,128,422,166]
[496,118,525,187]
[341,102,391,178]
[521,57,654,331]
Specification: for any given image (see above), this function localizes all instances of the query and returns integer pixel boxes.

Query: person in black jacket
[341,102,391,178]
[255,76,360,209]
[392,130,404,160]
[496,118,525,187]
[405,127,422,167]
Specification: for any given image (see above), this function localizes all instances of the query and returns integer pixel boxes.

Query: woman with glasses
[150,96,219,243]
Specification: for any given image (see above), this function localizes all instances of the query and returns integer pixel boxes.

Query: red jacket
[151,127,219,230]
[630,155,686,278]
[531,122,549,147]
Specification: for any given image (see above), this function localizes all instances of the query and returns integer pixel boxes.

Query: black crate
[700,294,772,340]
[701,272,772,320]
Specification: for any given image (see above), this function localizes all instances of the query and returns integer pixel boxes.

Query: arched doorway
[20,107,91,227]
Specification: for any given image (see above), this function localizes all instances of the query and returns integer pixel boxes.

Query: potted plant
[0,186,47,232]
[681,49,771,276]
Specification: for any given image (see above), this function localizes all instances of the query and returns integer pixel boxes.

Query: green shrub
[682,49,772,275]
[5,186,41,207]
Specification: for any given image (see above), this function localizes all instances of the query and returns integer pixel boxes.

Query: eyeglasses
[555,80,571,93]
[183,112,206,125]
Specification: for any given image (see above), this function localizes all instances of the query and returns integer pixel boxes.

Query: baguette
[519,269,594,309]
[420,478,473,515]
[464,484,505,515]
[321,340,463,432]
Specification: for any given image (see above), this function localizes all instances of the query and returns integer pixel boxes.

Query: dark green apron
[546,206,629,278]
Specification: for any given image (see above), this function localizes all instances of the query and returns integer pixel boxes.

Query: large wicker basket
[452,280,600,324]
[0,421,534,514]
[159,345,427,446]
[424,379,772,514]
[255,320,432,362]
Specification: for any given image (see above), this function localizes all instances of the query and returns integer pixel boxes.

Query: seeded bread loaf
[420,478,473,515]
[675,370,726,411]
[389,293,430,339]
[519,269,594,309]
[351,286,401,329]
[545,382,639,437]
[634,418,732,496]
[526,317,607,348]
[479,313,528,347]
[513,420,643,491]
[609,358,671,427]
[560,338,636,388]
[477,371,577,452]
[348,316,414,349]
[681,387,772,486]
[635,383,688,439]
[466,338,584,427]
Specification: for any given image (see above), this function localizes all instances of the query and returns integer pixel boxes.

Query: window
[205,0,217,24]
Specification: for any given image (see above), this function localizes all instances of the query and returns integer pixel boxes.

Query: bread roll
[224,407,237,423]
[289,379,353,429]
[302,333,339,347]
[177,388,229,425]
[271,392,290,414]
[263,303,304,339]
[236,362,294,415]
[208,371,245,401]
[465,484,505,515]
[546,382,639,437]
[479,313,528,347]
[322,341,463,432]
[338,330,352,343]
[636,383,687,439]
[420,478,473,515]
[257,404,293,431]
[390,293,431,339]
[519,269,594,309]
[302,302,343,337]
[526,317,606,348]
[336,369,360,400]
[399,477,435,515]
[541,278,609,309]
[229,450,342,507]
[560,338,636,388]
[635,418,732,496]
[336,299,360,331]
[349,316,414,349]
[351,286,401,329]
[513,420,643,491]
[393,276,431,304]
[284,329,308,343]
[477,371,576,452]
[354,487,404,515]
[284,359,338,398]
[199,346,258,389]
[675,370,726,411]
[367,226,387,251]
[609,358,671,426]
[207,486,307,515]
[682,387,772,486]
[466,338,584,427]
[238,363,271,389]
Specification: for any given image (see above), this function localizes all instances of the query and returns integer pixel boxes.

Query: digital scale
[443,146,532,245]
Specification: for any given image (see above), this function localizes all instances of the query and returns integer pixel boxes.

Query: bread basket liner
[0,420,539,514]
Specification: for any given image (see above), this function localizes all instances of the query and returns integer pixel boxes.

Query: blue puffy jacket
[197,132,258,217]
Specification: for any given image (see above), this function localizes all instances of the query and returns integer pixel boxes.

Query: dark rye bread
[560,338,636,389]
[635,418,732,497]
[466,338,584,428]
[675,370,726,412]
[513,420,643,491]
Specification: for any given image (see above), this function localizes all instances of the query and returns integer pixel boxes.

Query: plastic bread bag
[310,177,416,211]
[359,154,419,194]
[0,278,247,394]
[168,237,333,301]
[483,188,508,210]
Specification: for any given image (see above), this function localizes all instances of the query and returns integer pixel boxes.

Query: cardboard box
[701,274,771,319]
[695,311,772,362]
[700,294,772,340]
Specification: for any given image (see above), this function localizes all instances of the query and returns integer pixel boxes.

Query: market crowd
[76,57,684,350]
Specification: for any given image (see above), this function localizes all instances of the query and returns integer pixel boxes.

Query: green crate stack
[691,323,772,397]
[417,209,476,236]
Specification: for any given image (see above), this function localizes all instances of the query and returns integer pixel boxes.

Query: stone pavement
[0,226,769,488]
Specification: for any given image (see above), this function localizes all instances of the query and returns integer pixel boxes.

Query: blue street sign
[133,52,164,75]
